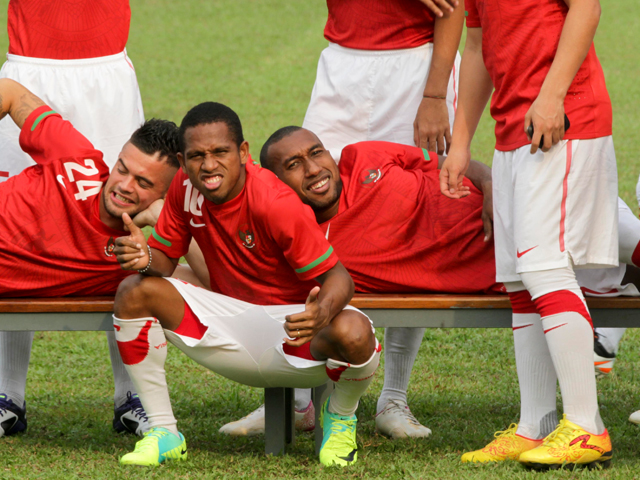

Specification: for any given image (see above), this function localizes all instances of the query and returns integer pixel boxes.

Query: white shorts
[493,136,619,283]
[302,42,460,161]
[577,197,640,297]
[162,278,374,389]
[0,50,144,180]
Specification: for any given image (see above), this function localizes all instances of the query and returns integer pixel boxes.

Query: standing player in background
[0,79,180,437]
[441,0,617,469]
[222,0,465,440]
[0,0,146,437]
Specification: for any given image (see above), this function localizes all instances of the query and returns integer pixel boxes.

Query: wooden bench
[1,294,638,455]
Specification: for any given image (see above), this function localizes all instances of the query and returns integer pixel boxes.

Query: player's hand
[114,213,150,270]
[283,287,329,347]
[414,97,451,154]
[132,198,164,229]
[480,180,493,242]
[416,0,458,17]
[524,93,566,154]
[439,147,471,199]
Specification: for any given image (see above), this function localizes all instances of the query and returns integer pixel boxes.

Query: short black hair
[129,119,180,168]
[260,126,303,172]
[179,102,244,152]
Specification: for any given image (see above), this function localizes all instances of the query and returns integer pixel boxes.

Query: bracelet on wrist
[138,245,153,274]
[423,94,447,100]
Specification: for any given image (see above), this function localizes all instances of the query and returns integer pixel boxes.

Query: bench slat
[2,294,640,313]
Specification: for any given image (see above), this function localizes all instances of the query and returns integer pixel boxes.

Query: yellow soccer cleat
[518,415,612,470]
[461,424,542,463]
[120,427,187,466]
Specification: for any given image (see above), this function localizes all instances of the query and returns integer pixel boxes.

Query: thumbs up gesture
[284,286,330,347]
[114,213,150,271]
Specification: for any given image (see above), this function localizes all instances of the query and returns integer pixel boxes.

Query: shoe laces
[541,415,575,448]
[326,414,356,449]
[382,400,422,427]
[135,428,170,452]
[493,423,518,440]
[124,392,148,422]
[0,394,16,417]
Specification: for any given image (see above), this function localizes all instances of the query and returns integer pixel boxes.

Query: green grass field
[1,1,640,478]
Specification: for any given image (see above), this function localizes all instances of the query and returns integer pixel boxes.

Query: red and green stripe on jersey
[149,162,339,305]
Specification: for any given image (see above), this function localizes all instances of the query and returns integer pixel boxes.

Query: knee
[114,274,157,318]
[328,310,376,361]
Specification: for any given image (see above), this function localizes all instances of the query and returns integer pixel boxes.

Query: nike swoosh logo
[543,323,568,334]
[116,320,153,365]
[190,219,206,228]
[181,448,187,455]
[512,324,533,331]
[337,449,357,462]
[516,246,538,258]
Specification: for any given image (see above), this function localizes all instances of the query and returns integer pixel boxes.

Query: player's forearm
[184,239,211,290]
[316,262,355,321]
[448,29,493,152]
[539,0,600,102]
[0,78,46,129]
[424,6,464,97]
[142,248,179,277]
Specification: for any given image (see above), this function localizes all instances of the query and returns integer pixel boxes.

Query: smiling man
[0,78,179,437]
[112,102,379,467]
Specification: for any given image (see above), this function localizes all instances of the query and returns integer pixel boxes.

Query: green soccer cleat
[319,398,358,467]
[120,427,187,466]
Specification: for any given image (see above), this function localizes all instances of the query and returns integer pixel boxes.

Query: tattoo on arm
[12,93,46,128]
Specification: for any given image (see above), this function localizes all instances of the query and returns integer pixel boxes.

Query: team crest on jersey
[104,237,116,257]
[238,227,256,249]
[361,168,382,187]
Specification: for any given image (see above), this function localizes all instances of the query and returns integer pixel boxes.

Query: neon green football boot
[120,427,187,466]
[319,398,358,467]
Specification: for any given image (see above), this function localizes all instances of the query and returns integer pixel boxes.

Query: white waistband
[5,49,131,67]
[327,42,433,57]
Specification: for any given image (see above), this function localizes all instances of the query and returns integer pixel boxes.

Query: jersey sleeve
[267,190,339,281]
[148,174,192,259]
[465,0,481,28]
[340,141,438,176]
[19,106,108,174]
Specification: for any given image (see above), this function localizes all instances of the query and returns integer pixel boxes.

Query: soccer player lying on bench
[227,127,640,448]
[0,78,186,437]
[112,102,379,467]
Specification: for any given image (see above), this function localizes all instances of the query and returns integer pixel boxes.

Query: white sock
[106,331,136,408]
[594,327,626,355]
[326,343,381,416]
[522,267,605,435]
[294,388,311,411]
[376,327,425,414]
[508,287,557,439]
[113,315,179,437]
[0,331,33,406]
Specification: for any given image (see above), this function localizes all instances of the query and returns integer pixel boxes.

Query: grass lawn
[0,1,639,478]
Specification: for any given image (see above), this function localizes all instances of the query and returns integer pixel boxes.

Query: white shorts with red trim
[302,42,460,161]
[161,277,376,389]
[0,50,144,180]
[493,136,618,283]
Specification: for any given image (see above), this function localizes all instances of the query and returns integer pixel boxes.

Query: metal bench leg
[264,387,295,455]
[313,381,334,455]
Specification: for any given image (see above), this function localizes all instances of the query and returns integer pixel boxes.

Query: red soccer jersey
[465,0,612,151]
[0,106,132,297]
[324,0,435,50]
[149,161,339,305]
[319,141,500,294]
[8,0,130,59]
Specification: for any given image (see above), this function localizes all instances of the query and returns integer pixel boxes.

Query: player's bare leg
[113,275,379,466]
